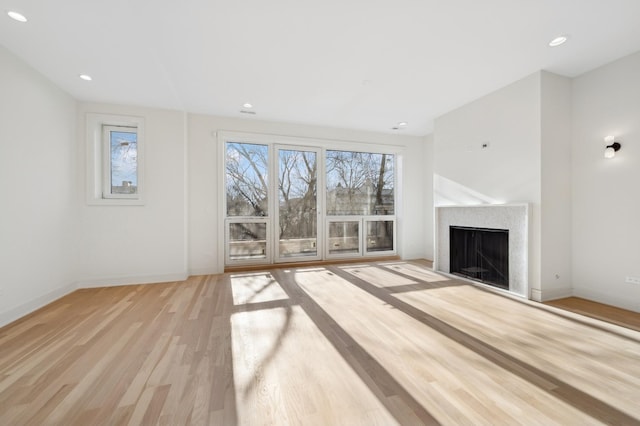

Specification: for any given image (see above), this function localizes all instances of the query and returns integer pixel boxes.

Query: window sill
[87,197,145,206]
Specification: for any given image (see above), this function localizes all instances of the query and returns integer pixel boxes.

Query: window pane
[328,221,359,254]
[226,142,268,216]
[366,220,394,252]
[109,130,137,194]
[228,223,267,260]
[279,149,317,258]
[326,150,394,215]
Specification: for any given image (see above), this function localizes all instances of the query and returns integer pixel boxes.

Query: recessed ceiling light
[549,35,569,47]
[398,122,408,127]
[7,11,27,22]
[79,74,93,81]
[243,103,253,109]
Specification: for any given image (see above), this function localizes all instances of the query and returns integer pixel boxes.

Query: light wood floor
[1,261,639,425]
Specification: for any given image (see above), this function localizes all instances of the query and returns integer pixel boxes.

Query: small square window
[366,220,394,253]
[328,221,360,255]
[86,113,144,205]
[227,222,268,261]
[103,125,139,198]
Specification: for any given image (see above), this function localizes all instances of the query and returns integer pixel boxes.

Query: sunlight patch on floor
[230,272,289,305]
[292,267,601,425]
[379,262,453,283]
[230,304,397,425]
[339,264,417,288]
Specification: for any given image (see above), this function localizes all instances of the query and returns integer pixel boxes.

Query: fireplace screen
[449,226,509,289]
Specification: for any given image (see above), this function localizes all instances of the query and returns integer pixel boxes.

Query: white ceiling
[2,0,640,136]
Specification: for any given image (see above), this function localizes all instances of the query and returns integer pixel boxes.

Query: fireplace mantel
[435,204,528,296]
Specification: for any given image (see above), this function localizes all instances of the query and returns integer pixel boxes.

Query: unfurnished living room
[1,1,639,425]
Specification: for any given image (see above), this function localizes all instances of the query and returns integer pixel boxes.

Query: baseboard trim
[573,288,639,313]
[1,272,190,328]
[530,289,543,302]
[77,272,189,289]
[539,287,573,302]
[224,255,401,273]
[188,267,222,277]
[0,282,77,329]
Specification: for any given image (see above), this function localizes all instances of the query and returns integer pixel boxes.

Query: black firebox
[449,226,509,289]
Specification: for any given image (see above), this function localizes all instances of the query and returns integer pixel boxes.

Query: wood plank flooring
[1,260,639,425]
[546,296,640,332]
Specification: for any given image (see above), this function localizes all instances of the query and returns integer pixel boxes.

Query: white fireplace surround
[435,204,529,296]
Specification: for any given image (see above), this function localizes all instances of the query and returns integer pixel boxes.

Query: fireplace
[436,205,527,296]
[450,226,509,290]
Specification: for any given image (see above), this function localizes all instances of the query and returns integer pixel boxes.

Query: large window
[225,143,270,263]
[223,137,397,266]
[226,142,268,216]
[277,148,318,259]
[326,150,395,257]
[326,150,394,215]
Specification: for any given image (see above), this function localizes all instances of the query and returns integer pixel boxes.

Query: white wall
[572,52,640,312]
[0,45,78,326]
[540,71,573,300]
[423,134,434,261]
[76,103,188,286]
[433,72,542,297]
[188,114,428,275]
[1,71,427,316]
[2,35,637,324]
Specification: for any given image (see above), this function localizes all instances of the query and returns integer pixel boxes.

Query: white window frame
[225,218,271,266]
[325,217,363,258]
[102,125,139,200]
[274,144,323,264]
[218,131,402,269]
[224,140,272,266]
[325,217,397,259]
[86,113,145,205]
[363,216,397,256]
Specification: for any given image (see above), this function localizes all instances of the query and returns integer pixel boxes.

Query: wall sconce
[604,135,621,159]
